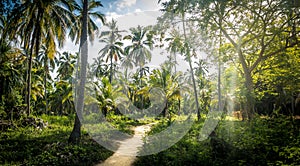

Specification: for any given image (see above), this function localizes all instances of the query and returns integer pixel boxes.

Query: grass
[2,113,299,165]
[0,113,159,165]
[0,114,113,166]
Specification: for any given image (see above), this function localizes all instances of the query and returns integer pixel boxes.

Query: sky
[63,0,191,73]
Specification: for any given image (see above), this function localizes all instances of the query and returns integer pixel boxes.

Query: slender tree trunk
[139,65,144,110]
[44,56,48,114]
[26,41,34,116]
[182,14,201,121]
[109,52,113,83]
[125,67,128,81]
[218,27,222,112]
[26,10,43,116]
[69,0,88,144]
[174,52,177,74]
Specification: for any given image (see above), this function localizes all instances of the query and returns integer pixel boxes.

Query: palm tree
[124,25,153,73]
[49,80,74,115]
[93,77,116,116]
[91,56,109,78]
[8,0,75,115]
[69,0,88,144]
[99,19,124,83]
[36,45,58,114]
[69,0,105,144]
[57,52,77,81]
[120,51,134,81]
[161,0,201,120]
[165,28,184,74]
[149,66,181,118]
[69,0,105,45]
[124,25,154,109]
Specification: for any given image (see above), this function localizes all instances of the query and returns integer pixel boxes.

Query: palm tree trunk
[44,55,48,114]
[182,14,201,121]
[218,27,222,112]
[139,65,144,110]
[69,0,88,144]
[26,40,34,116]
[173,51,177,74]
[26,9,43,116]
[109,52,113,83]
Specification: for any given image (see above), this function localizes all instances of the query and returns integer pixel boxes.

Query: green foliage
[0,115,112,165]
[135,116,300,165]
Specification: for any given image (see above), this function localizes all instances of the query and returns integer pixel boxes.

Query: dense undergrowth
[0,114,143,165]
[1,114,300,165]
[134,115,300,166]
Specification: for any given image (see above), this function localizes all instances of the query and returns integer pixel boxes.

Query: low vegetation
[0,115,113,165]
[135,115,300,166]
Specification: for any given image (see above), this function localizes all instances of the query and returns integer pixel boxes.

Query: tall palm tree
[160,0,201,120]
[36,45,58,114]
[124,25,154,109]
[69,0,88,144]
[8,0,75,115]
[69,0,105,144]
[124,25,153,72]
[165,28,184,74]
[99,19,124,83]
[69,0,105,45]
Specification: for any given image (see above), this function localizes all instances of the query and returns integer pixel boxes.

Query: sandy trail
[96,123,154,166]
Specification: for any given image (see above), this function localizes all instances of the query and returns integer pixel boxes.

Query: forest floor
[96,123,155,166]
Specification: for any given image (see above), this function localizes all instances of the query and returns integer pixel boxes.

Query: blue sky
[96,0,164,22]
[100,0,162,16]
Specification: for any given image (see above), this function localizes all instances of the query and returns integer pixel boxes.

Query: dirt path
[95,123,154,166]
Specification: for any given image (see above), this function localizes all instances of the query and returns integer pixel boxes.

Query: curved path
[96,123,154,166]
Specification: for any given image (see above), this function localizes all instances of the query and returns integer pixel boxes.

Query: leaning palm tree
[160,0,201,120]
[7,0,75,115]
[99,19,125,83]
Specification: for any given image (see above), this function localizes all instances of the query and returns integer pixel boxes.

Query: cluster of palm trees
[0,0,105,119]
[84,18,213,121]
[0,0,213,143]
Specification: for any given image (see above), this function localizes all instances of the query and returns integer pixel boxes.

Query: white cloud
[137,0,162,11]
[134,8,142,13]
[116,0,137,11]
[105,12,124,21]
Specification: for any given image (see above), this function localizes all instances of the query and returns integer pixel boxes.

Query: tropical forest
[0,0,300,165]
